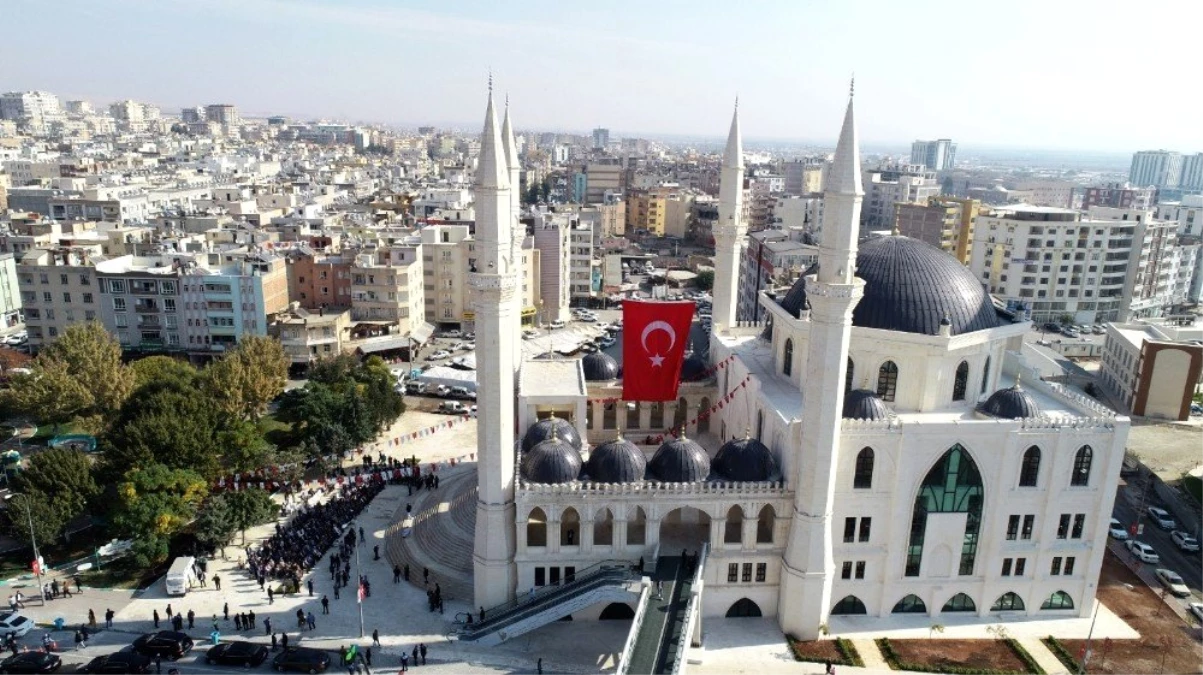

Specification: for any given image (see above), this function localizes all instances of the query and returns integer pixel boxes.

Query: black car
[131,631,194,660]
[78,651,153,674]
[272,647,330,673]
[0,651,60,674]
[207,641,270,668]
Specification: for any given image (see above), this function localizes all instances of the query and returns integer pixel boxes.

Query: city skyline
[6,0,1202,152]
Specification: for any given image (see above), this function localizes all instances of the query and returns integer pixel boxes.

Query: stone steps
[384,470,477,603]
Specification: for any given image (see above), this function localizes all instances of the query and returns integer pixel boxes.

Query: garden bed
[877,637,1040,674]
[786,637,862,667]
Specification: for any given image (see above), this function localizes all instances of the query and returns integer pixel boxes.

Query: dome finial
[1014,372,1022,389]
[744,427,751,440]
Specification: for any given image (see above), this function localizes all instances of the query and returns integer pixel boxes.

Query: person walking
[264,616,272,636]
[281,633,289,651]
[307,579,314,597]
[371,628,380,647]
[267,587,274,604]
[88,609,96,629]
[153,609,160,628]
[306,611,316,631]
[271,633,278,651]
[213,575,221,591]
[419,644,426,665]
[321,595,329,614]
[155,655,162,674]
[365,647,372,667]
[187,610,195,630]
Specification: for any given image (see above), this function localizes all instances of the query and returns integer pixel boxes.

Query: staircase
[455,559,642,647]
[384,468,477,601]
[618,546,707,675]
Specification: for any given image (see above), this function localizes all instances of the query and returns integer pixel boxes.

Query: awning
[410,322,435,343]
[356,335,411,354]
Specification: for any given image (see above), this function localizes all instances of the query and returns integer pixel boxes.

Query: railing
[668,543,709,675]
[614,583,652,675]
[520,481,788,495]
[456,558,637,639]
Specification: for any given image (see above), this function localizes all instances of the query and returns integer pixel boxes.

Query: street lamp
[9,493,46,603]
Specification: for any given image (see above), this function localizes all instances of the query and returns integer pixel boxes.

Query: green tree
[5,491,66,550]
[130,356,199,392]
[226,488,278,543]
[100,380,222,481]
[203,336,289,419]
[194,493,236,551]
[694,270,715,292]
[111,464,208,567]
[38,322,133,420]
[218,419,277,475]
[2,358,91,428]
[14,447,98,526]
[525,183,541,205]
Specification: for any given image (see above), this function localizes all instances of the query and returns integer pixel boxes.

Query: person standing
[306,611,315,631]
[537,657,543,674]
[213,575,221,591]
[187,610,195,630]
[321,595,329,615]
[88,609,96,629]
[281,633,289,651]
[411,646,419,667]
[270,633,278,651]
[153,609,160,628]
[307,579,314,597]
[223,603,229,621]
[104,608,114,629]
[371,628,380,647]
[267,587,274,604]
[419,644,426,665]
[264,616,272,636]
[400,652,408,672]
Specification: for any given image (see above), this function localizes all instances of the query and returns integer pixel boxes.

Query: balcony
[134,303,160,314]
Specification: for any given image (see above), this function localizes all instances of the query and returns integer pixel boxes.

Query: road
[1111,478,1201,596]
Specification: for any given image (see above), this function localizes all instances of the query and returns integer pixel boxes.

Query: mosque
[467,85,1129,640]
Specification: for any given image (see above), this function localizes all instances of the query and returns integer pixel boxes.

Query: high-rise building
[783,159,825,195]
[592,128,610,150]
[205,104,240,126]
[1180,153,1203,191]
[910,139,956,171]
[0,91,61,128]
[893,196,980,264]
[1129,150,1183,188]
[584,161,622,205]
[861,164,940,233]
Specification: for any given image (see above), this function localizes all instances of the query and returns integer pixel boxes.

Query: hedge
[875,637,1040,675]
[1041,636,1084,674]
[785,636,864,667]
[1004,638,1047,675]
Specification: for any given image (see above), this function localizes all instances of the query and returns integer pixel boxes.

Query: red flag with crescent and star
[622,299,695,402]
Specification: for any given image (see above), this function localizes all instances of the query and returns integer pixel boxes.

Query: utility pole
[12,494,46,604]
[355,522,364,638]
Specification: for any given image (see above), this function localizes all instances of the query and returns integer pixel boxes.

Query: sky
[5,0,1202,152]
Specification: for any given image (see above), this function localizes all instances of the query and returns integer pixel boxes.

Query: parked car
[522,330,539,339]
[1125,540,1160,564]
[1042,322,1061,332]
[464,332,475,340]
[404,381,428,395]
[437,401,468,414]
[1108,518,1128,540]
[1146,506,1177,530]
[1091,325,1106,334]
[434,385,451,398]
[0,613,34,637]
[271,647,330,674]
[438,330,461,339]
[425,350,451,361]
[598,336,616,348]
[1190,602,1203,623]
[1154,568,1192,597]
[79,652,152,674]
[448,386,475,400]
[548,320,565,329]
[131,631,194,660]
[206,640,270,668]
[0,651,60,674]
[1171,530,1200,553]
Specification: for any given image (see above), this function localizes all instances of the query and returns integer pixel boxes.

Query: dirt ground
[787,637,846,664]
[887,638,1034,672]
[1061,555,1203,674]
[1126,419,1203,480]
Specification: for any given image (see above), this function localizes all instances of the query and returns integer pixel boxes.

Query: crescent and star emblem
[640,320,677,368]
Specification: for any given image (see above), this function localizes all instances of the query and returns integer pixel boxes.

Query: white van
[164,556,197,596]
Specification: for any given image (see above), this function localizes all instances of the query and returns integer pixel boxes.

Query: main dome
[778,236,1001,336]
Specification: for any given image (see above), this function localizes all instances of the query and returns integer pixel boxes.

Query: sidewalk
[1015,636,1070,674]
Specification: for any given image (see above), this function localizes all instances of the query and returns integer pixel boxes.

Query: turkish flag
[622,300,695,401]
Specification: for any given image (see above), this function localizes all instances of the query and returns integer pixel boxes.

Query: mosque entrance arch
[726,598,762,618]
[658,506,711,553]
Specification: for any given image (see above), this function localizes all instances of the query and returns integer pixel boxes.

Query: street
[1111,476,1201,597]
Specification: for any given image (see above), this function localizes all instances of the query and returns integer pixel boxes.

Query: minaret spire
[711,99,747,332]
[477,84,508,190]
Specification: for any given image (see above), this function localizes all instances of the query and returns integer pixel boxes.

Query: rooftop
[519,359,586,399]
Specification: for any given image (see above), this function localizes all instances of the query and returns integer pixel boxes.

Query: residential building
[910,139,957,171]
[894,196,980,264]
[1129,150,1182,188]
[532,212,571,322]
[860,164,940,233]
[348,246,425,336]
[1100,319,1203,420]
[0,253,24,334]
[783,159,824,196]
[269,303,353,368]
[286,252,353,310]
[1180,153,1203,191]
[736,230,817,322]
[1077,184,1157,211]
[0,91,61,127]
[568,220,595,301]
[17,247,102,350]
[205,104,240,126]
[592,128,609,150]
[625,188,667,236]
[584,161,622,205]
[421,224,472,327]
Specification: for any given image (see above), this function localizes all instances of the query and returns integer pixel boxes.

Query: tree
[111,464,208,567]
[194,493,236,551]
[203,336,288,419]
[130,356,199,392]
[226,488,278,543]
[218,420,277,475]
[14,447,98,526]
[2,358,92,428]
[5,491,66,550]
[694,270,715,292]
[525,184,541,205]
[100,380,222,482]
[37,322,133,420]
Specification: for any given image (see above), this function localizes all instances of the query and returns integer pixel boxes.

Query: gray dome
[680,354,709,382]
[585,435,646,483]
[521,437,583,484]
[778,236,1001,336]
[521,416,582,453]
[648,436,710,483]
[979,383,1042,419]
[713,435,777,482]
[843,389,890,420]
[581,352,620,382]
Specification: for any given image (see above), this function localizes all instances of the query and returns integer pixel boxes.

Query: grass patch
[78,559,157,590]
[1041,637,1083,674]
[0,526,108,578]
[876,637,1041,674]
[786,636,863,667]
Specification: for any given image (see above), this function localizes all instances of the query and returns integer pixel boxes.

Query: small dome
[521,437,583,484]
[521,416,582,453]
[680,354,709,382]
[581,352,620,382]
[843,389,890,420]
[713,434,777,482]
[648,435,711,483]
[979,382,1042,419]
[585,435,646,483]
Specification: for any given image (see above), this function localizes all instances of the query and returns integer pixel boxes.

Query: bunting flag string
[585,354,739,404]
[613,373,754,446]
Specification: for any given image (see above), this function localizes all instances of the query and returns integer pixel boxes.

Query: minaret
[712,101,745,333]
[501,98,524,366]
[471,83,518,609]
[779,83,865,640]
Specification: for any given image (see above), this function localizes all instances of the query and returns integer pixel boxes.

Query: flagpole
[355,520,364,638]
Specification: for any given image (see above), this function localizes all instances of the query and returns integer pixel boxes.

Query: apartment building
[894,196,980,264]
[910,139,956,171]
[736,230,818,322]
[1100,319,1203,420]
[584,161,623,205]
[269,303,353,367]
[17,247,103,350]
[287,252,353,310]
[782,159,824,196]
[532,213,571,322]
[625,188,667,236]
[0,253,22,334]
[568,220,595,301]
[349,246,425,335]
[1129,150,1182,188]
[421,225,471,326]
[860,164,940,233]
[1077,184,1157,211]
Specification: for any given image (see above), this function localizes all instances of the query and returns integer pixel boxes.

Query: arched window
[755,410,764,442]
[649,402,664,430]
[673,397,688,434]
[991,592,1025,612]
[892,594,927,614]
[877,361,899,402]
[756,505,775,544]
[594,507,613,547]
[831,595,868,615]
[953,360,969,401]
[905,445,984,577]
[1019,446,1041,487]
[1071,446,1093,487]
[527,507,548,547]
[698,398,711,434]
[783,339,793,377]
[845,357,855,393]
[1041,591,1074,610]
[942,593,976,612]
[626,402,640,430]
[627,506,646,545]
[854,447,875,489]
[603,403,616,430]
[561,507,580,546]
[724,505,743,544]
[981,356,991,394]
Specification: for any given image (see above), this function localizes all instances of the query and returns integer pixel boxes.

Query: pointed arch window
[905,444,984,577]
[877,361,898,402]
[1019,446,1041,487]
[942,593,976,612]
[782,339,793,377]
[953,360,969,401]
[845,357,855,393]
[892,594,927,614]
[991,592,1025,611]
[981,356,992,394]
[854,447,874,489]
[1071,446,1093,487]
[831,595,867,615]
[1041,591,1074,610]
